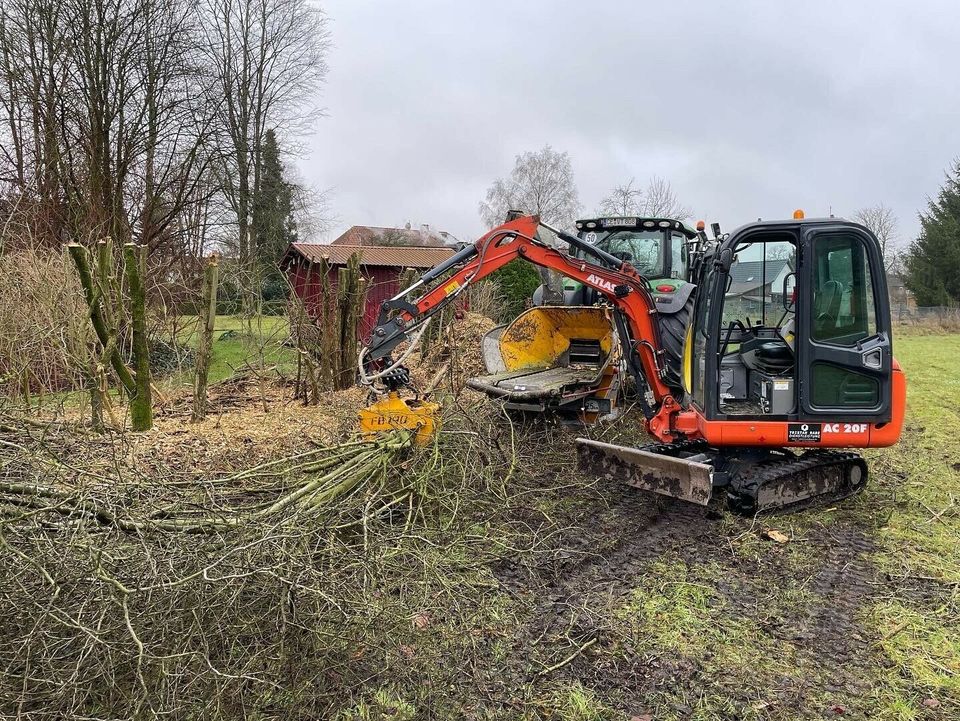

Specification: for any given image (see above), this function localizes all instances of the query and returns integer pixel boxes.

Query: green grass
[171,314,296,384]
[862,334,960,717]
[541,681,615,721]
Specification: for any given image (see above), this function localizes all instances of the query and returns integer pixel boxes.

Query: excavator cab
[580,215,905,513]
[687,218,896,430]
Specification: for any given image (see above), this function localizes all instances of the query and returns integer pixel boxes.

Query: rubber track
[728,450,868,515]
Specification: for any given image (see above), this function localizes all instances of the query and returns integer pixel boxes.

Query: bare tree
[479,145,581,230]
[597,176,692,220]
[597,177,644,216]
[198,0,330,310]
[0,0,214,267]
[640,176,692,219]
[479,146,581,304]
[854,203,900,270]
[0,0,73,242]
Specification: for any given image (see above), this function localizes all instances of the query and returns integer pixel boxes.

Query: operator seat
[755,341,794,374]
[815,280,843,336]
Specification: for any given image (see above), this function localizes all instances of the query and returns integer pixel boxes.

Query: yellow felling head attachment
[358,392,439,445]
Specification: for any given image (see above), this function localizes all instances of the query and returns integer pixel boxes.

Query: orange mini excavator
[358,212,906,513]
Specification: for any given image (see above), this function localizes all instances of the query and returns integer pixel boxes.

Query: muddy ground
[486,481,884,719]
[349,411,953,720]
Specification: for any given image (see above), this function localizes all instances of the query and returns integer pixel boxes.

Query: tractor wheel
[657,293,694,394]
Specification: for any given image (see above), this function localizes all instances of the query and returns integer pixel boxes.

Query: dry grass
[0,250,90,402]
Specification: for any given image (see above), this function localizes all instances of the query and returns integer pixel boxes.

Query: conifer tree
[905,160,960,306]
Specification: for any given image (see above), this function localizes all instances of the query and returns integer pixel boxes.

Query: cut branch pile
[0,397,571,718]
[0,423,413,535]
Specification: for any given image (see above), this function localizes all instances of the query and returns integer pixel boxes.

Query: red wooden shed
[281,243,456,339]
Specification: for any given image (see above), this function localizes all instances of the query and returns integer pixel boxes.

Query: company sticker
[443,280,460,296]
[787,423,821,443]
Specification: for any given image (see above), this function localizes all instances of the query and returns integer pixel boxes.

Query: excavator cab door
[795,225,893,422]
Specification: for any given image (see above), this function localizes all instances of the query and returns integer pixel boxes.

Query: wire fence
[892,304,960,325]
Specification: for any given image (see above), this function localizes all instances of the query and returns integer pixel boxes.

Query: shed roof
[282,243,455,270]
[331,225,457,247]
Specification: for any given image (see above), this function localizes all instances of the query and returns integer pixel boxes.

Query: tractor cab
[537,216,698,307]
[575,216,698,280]
[685,214,899,433]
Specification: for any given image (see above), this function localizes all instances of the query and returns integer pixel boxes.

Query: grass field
[866,334,960,716]
[168,313,295,383]
[360,332,960,720]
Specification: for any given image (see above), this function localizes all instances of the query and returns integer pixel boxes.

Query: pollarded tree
[904,160,960,306]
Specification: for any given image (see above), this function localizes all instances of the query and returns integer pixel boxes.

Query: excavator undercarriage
[576,438,869,513]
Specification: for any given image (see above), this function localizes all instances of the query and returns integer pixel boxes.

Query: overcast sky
[300,0,959,246]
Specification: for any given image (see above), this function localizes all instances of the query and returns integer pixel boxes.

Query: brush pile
[0,419,414,534]
[0,409,461,718]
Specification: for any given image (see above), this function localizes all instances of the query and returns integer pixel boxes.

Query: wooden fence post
[123,243,152,431]
[192,255,219,422]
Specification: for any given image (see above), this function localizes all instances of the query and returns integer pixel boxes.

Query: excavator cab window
[805,231,885,411]
[690,270,717,410]
[811,234,877,343]
[712,234,798,417]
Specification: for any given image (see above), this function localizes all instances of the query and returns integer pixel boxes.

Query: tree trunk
[87,359,104,433]
[192,255,219,422]
[123,243,152,431]
[67,242,136,396]
[335,254,367,390]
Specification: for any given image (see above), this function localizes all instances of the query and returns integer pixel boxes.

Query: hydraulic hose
[357,316,432,385]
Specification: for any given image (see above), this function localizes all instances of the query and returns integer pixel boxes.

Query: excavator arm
[361,214,681,413]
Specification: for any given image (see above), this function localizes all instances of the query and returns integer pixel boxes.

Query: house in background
[886,273,915,317]
[724,258,794,320]
[281,243,456,338]
[331,222,462,248]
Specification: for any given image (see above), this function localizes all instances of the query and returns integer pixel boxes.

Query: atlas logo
[586,273,617,293]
